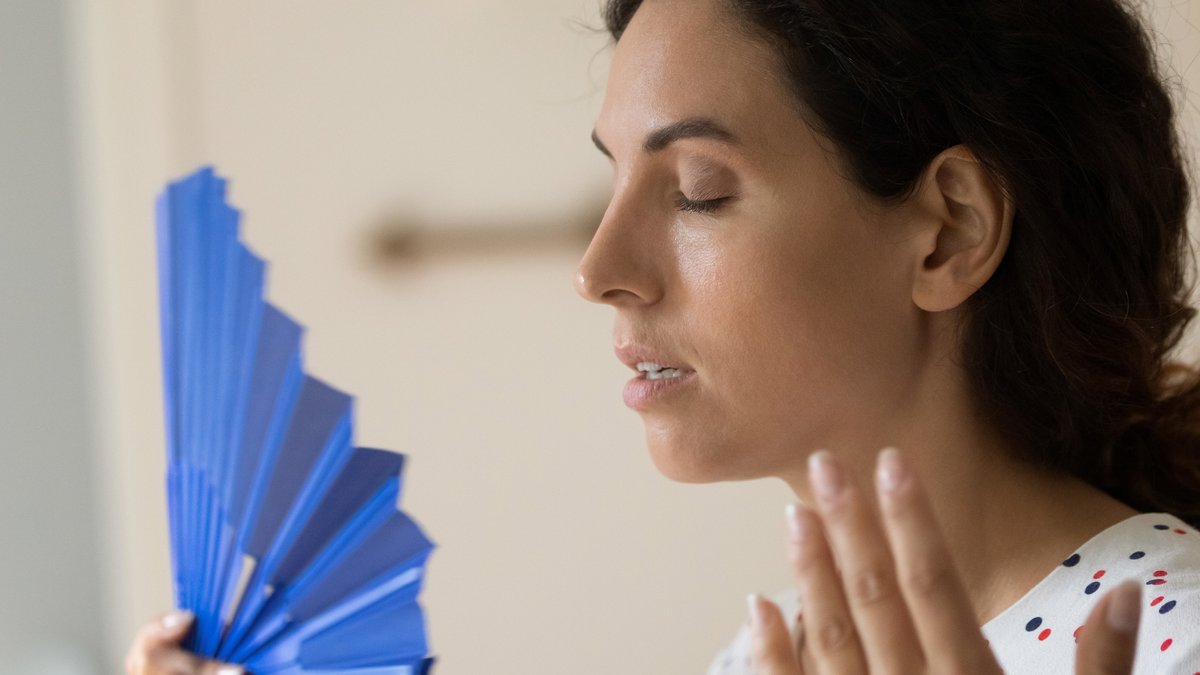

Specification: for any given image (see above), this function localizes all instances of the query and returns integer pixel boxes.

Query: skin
[746,448,1143,673]
[126,0,1142,671]
[124,611,241,675]
[573,0,1142,666]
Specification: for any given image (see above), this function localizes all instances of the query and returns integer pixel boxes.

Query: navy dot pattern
[707,512,1200,675]
[978,513,1199,674]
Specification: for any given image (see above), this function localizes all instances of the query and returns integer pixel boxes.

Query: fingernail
[160,610,193,631]
[216,666,246,675]
[876,447,906,494]
[747,593,763,633]
[809,450,843,499]
[785,502,812,543]
[1106,581,1141,634]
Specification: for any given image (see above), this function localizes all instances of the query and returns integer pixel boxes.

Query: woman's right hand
[124,611,246,675]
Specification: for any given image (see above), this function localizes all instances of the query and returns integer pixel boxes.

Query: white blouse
[706,511,1200,674]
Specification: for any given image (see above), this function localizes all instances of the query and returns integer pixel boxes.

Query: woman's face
[575,0,928,484]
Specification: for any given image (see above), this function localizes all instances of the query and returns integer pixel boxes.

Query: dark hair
[603,0,1200,527]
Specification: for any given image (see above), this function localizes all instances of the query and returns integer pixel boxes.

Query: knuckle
[812,615,855,654]
[848,567,893,607]
[902,558,952,598]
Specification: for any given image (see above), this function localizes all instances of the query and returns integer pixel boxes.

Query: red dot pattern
[980,519,1195,675]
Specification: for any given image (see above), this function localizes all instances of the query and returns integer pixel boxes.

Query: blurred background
[1,0,1197,673]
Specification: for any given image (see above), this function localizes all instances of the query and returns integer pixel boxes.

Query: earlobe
[910,145,1013,313]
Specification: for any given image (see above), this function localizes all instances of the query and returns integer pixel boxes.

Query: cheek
[673,206,915,452]
[682,209,880,374]
[661,220,838,460]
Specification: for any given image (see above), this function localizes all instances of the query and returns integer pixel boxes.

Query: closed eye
[675,194,732,214]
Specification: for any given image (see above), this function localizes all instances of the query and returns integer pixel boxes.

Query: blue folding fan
[156,166,437,674]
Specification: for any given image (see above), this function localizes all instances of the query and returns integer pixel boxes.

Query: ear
[908,145,1014,313]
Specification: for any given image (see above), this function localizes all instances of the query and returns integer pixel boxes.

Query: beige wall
[1145,2,1200,333]
[71,0,1199,672]
[75,2,797,672]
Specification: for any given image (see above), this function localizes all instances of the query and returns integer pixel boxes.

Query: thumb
[747,593,804,675]
[156,610,194,643]
[125,611,247,675]
[1074,579,1141,675]
[125,610,193,673]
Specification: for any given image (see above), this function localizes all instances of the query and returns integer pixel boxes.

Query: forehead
[597,0,809,161]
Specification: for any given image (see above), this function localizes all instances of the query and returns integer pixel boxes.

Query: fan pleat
[156,167,437,673]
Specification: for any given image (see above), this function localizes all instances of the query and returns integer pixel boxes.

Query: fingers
[125,610,193,674]
[1074,580,1141,675]
[124,611,247,675]
[873,448,1003,674]
[804,450,925,674]
[747,593,805,675]
[786,502,869,674]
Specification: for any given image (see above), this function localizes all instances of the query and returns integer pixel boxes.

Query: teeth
[635,361,689,380]
[646,368,684,381]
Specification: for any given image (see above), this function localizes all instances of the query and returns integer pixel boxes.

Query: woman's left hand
[746,447,1143,674]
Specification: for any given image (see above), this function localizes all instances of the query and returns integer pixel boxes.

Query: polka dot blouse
[705,512,1199,674]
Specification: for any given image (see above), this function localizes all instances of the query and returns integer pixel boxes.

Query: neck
[776,338,1138,625]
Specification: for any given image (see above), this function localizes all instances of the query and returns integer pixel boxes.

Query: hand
[746,447,1143,674]
[124,610,246,675]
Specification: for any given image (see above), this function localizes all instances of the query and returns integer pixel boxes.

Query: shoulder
[982,512,1199,673]
[1053,511,1200,674]
[1127,514,1200,674]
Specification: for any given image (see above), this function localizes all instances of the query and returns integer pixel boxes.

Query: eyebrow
[590,116,740,159]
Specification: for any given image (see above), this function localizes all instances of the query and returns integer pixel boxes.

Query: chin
[642,422,739,483]
[642,415,796,483]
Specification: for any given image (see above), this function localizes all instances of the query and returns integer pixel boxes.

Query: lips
[613,342,695,374]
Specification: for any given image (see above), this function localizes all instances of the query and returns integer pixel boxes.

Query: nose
[573,192,664,307]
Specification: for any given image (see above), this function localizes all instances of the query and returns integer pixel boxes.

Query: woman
[128,0,1200,673]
